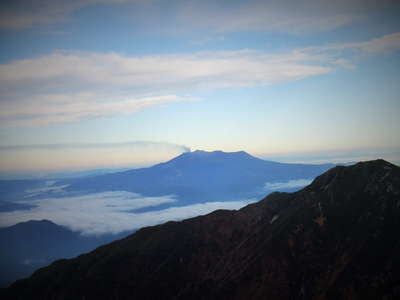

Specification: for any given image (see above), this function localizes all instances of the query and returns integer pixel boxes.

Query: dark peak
[353,158,395,168]
[2,219,61,233]
[7,220,59,231]
[168,150,255,163]
[333,159,395,175]
[306,159,399,193]
[18,219,55,226]
[189,149,252,157]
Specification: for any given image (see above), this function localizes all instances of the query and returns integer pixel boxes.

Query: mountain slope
[3,159,400,299]
[63,150,334,203]
[0,220,130,287]
[0,179,44,211]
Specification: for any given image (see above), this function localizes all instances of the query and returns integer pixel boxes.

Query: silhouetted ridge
[0,220,131,288]
[4,160,400,299]
[11,219,55,227]
[307,159,398,192]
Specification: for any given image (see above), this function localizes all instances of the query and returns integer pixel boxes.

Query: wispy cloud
[0,49,330,127]
[0,0,127,29]
[24,183,69,197]
[178,0,398,34]
[0,94,197,127]
[0,50,329,92]
[264,179,312,191]
[0,141,190,152]
[2,0,396,34]
[0,191,255,235]
[1,33,399,127]
[303,32,400,55]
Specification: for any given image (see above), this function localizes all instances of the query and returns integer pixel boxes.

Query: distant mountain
[4,159,400,299]
[63,150,334,204]
[0,220,130,287]
[0,150,335,287]
[0,179,43,204]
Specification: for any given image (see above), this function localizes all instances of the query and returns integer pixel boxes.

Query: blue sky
[0,0,400,173]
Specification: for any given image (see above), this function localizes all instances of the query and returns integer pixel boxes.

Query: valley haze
[0,150,334,235]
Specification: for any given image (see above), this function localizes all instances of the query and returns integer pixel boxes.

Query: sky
[1,0,400,174]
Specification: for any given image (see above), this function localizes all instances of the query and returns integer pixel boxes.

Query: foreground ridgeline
[0,220,130,287]
[2,160,400,299]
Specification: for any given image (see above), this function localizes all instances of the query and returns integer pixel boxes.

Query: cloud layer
[1,0,397,33]
[264,178,312,191]
[0,32,399,127]
[179,0,366,34]
[0,191,255,235]
[0,93,197,127]
[0,49,330,126]
[0,50,330,92]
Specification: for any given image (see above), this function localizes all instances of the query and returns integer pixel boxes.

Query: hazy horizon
[1,146,399,179]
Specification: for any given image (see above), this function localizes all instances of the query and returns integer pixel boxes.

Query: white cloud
[0,191,255,235]
[343,32,400,54]
[0,50,330,126]
[264,178,312,191]
[1,32,399,127]
[304,32,400,55]
[0,50,329,91]
[0,93,197,126]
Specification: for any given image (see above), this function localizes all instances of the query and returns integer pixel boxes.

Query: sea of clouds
[0,190,256,235]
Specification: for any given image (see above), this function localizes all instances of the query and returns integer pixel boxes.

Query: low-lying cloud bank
[0,191,255,235]
[24,181,69,197]
[264,178,312,191]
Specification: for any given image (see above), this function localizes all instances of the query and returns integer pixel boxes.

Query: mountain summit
[154,150,260,169]
[64,150,333,203]
[4,159,400,299]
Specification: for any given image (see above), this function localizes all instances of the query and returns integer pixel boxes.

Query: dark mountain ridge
[0,220,130,288]
[3,159,400,299]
